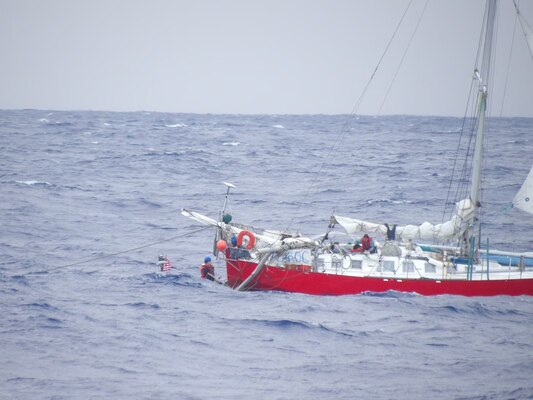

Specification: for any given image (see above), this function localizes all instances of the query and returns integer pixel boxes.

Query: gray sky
[1,0,532,116]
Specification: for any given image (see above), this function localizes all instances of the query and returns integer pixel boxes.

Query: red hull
[226,259,533,296]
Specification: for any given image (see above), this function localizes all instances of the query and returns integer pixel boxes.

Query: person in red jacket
[361,234,373,252]
[199,256,215,281]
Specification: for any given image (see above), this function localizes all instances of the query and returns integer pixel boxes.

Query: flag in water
[158,255,172,272]
[163,258,172,272]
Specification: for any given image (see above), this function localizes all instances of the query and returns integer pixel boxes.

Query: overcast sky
[1,0,532,116]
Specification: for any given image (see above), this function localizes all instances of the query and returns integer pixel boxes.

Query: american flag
[159,256,172,272]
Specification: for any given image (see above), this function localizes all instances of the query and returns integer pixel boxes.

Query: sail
[181,209,219,227]
[513,166,533,215]
[181,208,312,247]
[333,199,475,241]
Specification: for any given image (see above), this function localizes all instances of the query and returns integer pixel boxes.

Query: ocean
[1,109,533,399]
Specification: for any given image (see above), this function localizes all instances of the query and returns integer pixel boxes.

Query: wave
[38,118,73,126]
[143,222,175,230]
[239,318,359,338]
[222,141,240,146]
[429,302,528,318]
[138,198,162,208]
[15,180,53,187]
[165,123,187,128]
[366,198,414,205]
[142,148,190,157]
[144,272,202,288]
[24,302,59,311]
[9,275,30,286]
[362,290,420,299]
[123,301,161,309]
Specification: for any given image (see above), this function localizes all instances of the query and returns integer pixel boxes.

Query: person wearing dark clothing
[385,223,397,241]
[351,242,362,253]
[200,256,215,281]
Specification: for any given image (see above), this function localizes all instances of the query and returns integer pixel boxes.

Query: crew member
[361,234,377,253]
[351,242,363,253]
[200,256,215,281]
[385,223,397,241]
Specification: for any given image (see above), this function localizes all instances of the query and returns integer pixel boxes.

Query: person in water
[200,256,215,281]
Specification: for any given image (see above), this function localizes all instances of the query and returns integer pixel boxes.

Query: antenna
[221,182,236,220]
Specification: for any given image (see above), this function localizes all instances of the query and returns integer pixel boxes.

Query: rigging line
[282,0,415,233]
[351,0,415,115]
[514,0,533,48]
[377,0,429,116]
[477,202,515,228]
[32,226,212,274]
[456,113,477,205]
[441,83,475,222]
[500,5,519,116]
[442,1,492,223]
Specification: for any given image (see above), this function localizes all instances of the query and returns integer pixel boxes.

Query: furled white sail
[513,166,533,215]
[181,209,219,227]
[180,208,303,247]
[333,199,475,241]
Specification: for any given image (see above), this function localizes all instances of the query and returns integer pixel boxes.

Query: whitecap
[273,124,285,129]
[91,141,99,144]
[367,198,413,205]
[15,180,52,186]
[223,141,240,146]
[165,123,187,128]
[39,118,49,123]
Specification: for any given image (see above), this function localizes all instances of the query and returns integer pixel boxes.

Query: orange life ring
[237,230,256,250]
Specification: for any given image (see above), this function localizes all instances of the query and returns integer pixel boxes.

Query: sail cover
[513,166,533,215]
[333,199,475,241]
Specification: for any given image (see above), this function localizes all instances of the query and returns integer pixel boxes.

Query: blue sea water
[1,109,533,399]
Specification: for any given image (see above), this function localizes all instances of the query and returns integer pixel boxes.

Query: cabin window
[424,262,436,273]
[383,260,395,272]
[402,261,415,273]
[351,259,362,269]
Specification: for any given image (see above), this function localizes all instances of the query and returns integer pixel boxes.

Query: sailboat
[182,0,533,296]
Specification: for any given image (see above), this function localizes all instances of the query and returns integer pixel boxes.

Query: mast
[471,0,496,208]
[468,0,497,252]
